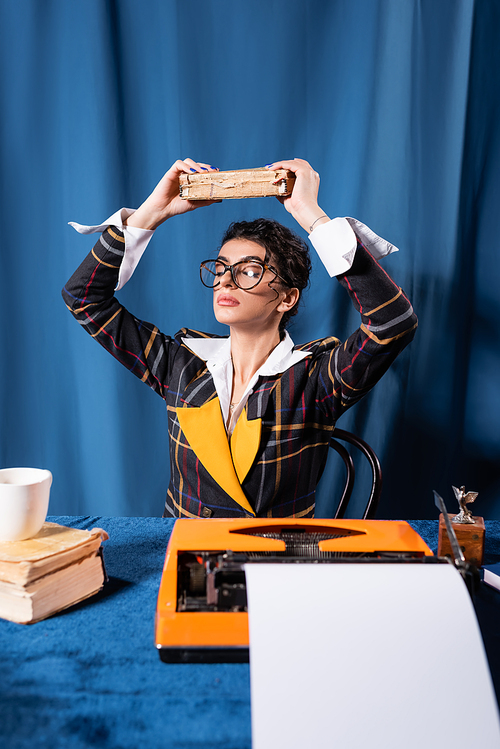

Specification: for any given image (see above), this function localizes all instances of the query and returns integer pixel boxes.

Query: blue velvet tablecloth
[1,517,500,749]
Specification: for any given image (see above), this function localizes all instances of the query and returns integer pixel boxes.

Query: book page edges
[0,553,106,624]
[0,524,108,585]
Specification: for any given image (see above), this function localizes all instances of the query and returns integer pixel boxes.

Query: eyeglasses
[200,258,290,290]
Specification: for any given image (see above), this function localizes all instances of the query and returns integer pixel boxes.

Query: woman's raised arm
[125,158,220,231]
[266,158,331,235]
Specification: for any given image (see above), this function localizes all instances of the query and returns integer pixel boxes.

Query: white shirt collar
[181,331,311,435]
[181,330,310,372]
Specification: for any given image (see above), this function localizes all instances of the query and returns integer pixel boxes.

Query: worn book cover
[0,522,108,585]
[179,167,295,200]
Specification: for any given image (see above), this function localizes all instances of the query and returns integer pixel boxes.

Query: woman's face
[213,238,291,332]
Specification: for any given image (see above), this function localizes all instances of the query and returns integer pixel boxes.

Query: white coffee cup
[0,468,52,542]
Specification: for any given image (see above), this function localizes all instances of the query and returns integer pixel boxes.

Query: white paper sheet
[245,563,500,749]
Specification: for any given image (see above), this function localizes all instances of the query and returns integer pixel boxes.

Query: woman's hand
[266,158,330,234]
[125,158,220,231]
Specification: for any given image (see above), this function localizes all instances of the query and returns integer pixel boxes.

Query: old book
[179,167,295,200]
[0,522,108,624]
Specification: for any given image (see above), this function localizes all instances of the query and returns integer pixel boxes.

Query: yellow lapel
[176,398,256,516]
[230,406,262,484]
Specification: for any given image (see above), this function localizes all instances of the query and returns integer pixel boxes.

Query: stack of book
[0,522,108,623]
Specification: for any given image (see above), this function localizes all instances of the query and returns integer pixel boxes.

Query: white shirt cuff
[309,217,399,277]
[69,208,154,290]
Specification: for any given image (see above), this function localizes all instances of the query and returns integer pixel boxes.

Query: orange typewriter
[155,518,434,663]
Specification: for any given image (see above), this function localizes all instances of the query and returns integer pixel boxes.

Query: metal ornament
[451,485,479,524]
[434,490,465,563]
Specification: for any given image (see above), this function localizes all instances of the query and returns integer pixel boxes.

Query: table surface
[1,516,500,749]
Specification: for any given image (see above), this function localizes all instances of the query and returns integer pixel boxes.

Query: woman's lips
[217,294,240,307]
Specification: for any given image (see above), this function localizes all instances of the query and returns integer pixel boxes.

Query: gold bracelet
[309,215,329,233]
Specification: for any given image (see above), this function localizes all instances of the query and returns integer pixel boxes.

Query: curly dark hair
[220,218,312,332]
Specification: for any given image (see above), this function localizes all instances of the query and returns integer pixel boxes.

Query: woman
[63,158,417,518]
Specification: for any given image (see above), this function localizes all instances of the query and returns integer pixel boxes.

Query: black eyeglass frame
[199,258,291,291]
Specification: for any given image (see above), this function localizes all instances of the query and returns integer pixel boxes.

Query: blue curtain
[1,0,499,519]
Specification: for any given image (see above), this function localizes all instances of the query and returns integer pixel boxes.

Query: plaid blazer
[63,227,417,518]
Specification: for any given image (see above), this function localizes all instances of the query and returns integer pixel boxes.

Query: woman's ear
[277,287,300,314]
